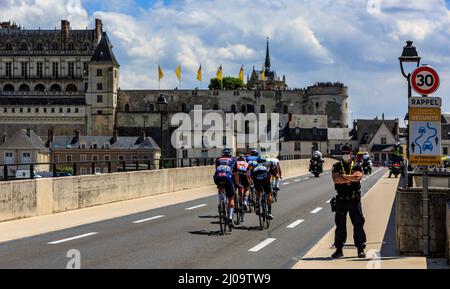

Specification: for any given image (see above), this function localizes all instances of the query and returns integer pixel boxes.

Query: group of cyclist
[213,148,282,228]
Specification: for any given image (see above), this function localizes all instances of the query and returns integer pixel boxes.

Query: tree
[208,78,222,90]
[208,77,244,90]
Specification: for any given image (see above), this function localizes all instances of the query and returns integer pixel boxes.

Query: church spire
[264,37,270,73]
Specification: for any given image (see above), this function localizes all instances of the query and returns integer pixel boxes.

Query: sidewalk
[0,169,310,243]
[293,172,429,269]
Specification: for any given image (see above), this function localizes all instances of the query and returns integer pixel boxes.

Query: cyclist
[251,156,274,220]
[236,154,251,211]
[214,149,239,227]
[246,149,260,163]
[267,155,282,191]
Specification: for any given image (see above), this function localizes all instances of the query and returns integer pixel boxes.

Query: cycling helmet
[251,149,260,156]
[222,148,232,157]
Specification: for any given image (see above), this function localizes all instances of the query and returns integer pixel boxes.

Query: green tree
[208,77,244,90]
[57,167,74,175]
[208,78,222,90]
[222,77,244,90]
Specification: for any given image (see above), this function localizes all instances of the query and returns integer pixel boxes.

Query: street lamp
[399,41,421,163]
[156,94,168,168]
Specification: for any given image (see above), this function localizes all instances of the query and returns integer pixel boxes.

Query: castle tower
[265,37,270,74]
[86,32,120,135]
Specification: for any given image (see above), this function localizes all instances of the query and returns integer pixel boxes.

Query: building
[0,128,50,178]
[49,130,160,175]
[247,38,287,90]
[352,116,400,165]
[0,19,350,159]
[0,19,119,140]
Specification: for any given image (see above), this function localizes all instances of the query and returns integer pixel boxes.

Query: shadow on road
[189,230,222,237]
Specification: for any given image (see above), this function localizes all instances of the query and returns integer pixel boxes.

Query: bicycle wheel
[264,195,270,229]
[234,193,241,226]
[219,200,226,235]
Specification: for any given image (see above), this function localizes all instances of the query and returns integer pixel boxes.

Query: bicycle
[234,186,245,225]
[255,187,271,230]
[218,185,232,235]
[271,178,279,203]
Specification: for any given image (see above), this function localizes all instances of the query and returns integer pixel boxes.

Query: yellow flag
[175,64,181,81]
[197,65,202,81]
[216,65,222,81]
[261,64,265,81]
[239,65,244,82]
[158,64,164,81]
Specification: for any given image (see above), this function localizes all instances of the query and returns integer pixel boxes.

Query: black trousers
[334,198,367,250]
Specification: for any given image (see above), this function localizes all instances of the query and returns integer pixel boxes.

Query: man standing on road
[331,145,367,259]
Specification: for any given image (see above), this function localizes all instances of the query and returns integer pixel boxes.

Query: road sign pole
[422,169,429,256]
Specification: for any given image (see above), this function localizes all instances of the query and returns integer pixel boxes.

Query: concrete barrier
[396,187,450,256]
[0,158,335,222]
[447,201,450,264]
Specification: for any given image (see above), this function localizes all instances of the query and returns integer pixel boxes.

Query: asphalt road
[0,167,388,269]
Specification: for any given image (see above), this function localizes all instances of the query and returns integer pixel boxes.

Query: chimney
[95,19,103,43]
[139,128,146,143]
[2,129,6,144]
[26,128,31,138]
[46,127,54,147]
[61,20,70,41]
[111,129,118,144]
[72,129,80,144]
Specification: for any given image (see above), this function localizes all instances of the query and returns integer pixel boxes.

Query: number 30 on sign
[411,65,440,96]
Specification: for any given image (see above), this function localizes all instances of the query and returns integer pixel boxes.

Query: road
[0,168,388,269]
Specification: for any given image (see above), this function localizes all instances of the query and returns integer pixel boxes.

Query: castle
[0,19,349,156]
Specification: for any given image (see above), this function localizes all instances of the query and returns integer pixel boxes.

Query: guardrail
[0,155,313,181]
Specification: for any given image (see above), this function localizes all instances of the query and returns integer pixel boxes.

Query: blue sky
[2,0,450,124]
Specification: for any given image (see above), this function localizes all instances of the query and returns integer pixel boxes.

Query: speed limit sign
[411,65,440,95]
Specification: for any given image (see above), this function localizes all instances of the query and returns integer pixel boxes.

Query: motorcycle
[389,163,401,178]
[362,161,372,175]
[309,160,322,178]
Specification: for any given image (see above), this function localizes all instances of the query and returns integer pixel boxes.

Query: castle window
[260,105,266,113]
[36,43,43,51]
[21,62,28,77]
[231,105,236,113]
[68,43,74,50]
[5,43,12,51]
[19,84,30,91]
[97,69,102,77]
[241,105,247,113]
[59,108,63,113]
[52,62,59,77]
[67,108,71,113]
[97,110,103,115]
[3,84,14,91]
[97,95,103,103]
[315,102,319,109]
[213,104,219,110]
[51,108,55,113]
[52,42,59,51]
[35,108,39,113]
[66,84,77,92]
[181,103,187,113]
[125,104,130,112]
[97,83,103,90]
[283,105,288,114]
[68,62,75,77]
[75,108,79,113]
[27,108,31,113]
[5,62,12,77]
[50,84,62,92]
[36,62,43,78]
[83,62,88,76]
[20,42,27,51]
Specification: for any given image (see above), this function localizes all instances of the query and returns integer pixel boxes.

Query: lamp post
[399,40,421,163]
[156,94,168,168]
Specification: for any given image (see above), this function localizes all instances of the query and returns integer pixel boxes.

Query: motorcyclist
[310,151,324,174]
[361,153,372,175]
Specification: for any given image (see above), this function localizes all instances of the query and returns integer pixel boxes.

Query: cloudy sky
[1,0,450,123]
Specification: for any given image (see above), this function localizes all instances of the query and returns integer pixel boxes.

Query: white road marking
[48,232,98,245]
[133,215,164,224]
[249,238,276,252]
[305,177,310,180]
[283,182,291,185]
[294,179,301,182]
[310,207,323,214]
[286,219,304,228]
[185,204,207,210]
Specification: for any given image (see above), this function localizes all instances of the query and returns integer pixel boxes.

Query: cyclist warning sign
[408,105,442,166]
